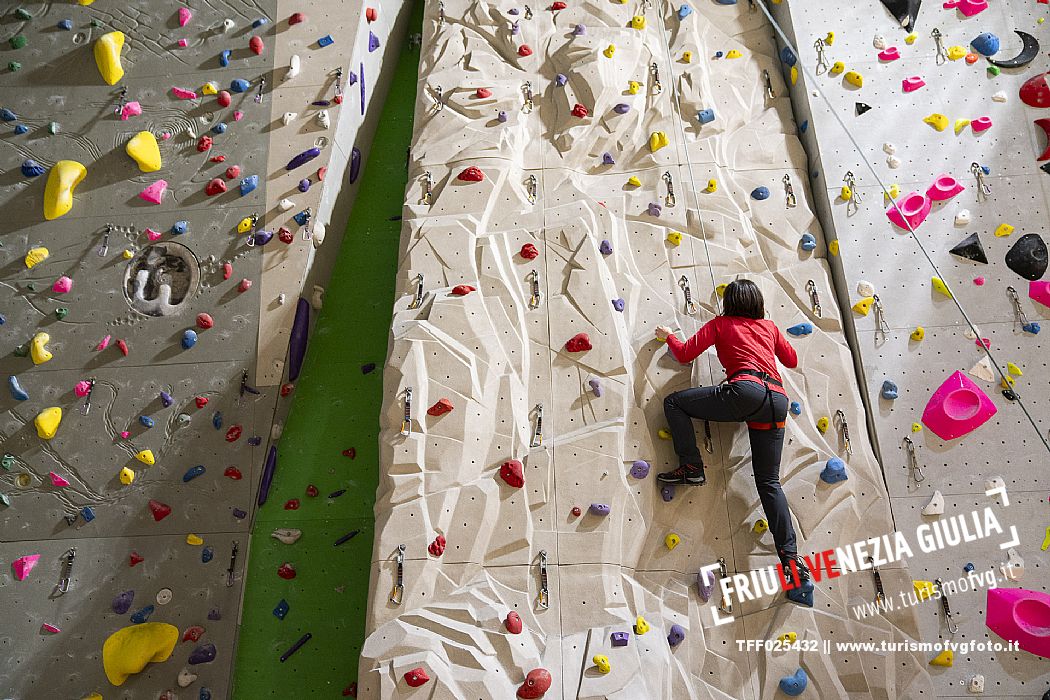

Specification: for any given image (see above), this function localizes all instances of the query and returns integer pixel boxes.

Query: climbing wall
[0,0,405,697]
[771,0,1050,695]
[358,1,933,697]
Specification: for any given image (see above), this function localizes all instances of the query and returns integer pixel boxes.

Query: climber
[654,279,809,583]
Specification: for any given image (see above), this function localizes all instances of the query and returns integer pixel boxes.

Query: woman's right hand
[654,325,672,342]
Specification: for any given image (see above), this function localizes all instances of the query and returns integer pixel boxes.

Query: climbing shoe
[656,463,706,486]
[779,553,812,586]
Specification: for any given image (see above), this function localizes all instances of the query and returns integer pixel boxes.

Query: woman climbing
[653,279,809,582]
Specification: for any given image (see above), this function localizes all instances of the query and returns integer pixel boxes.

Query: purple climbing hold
[247,436,262,446]
[298,178,311,193]
[611,631,629,646]
[361,362,377,374]
[573,24,586,35]
[696,569,713,601]
[160,391,174,407]
[349,146,362,184]
[288,298,310,381]
[612,298,625,312]
[589,503,611,516]
[587,377,602,397]
[647,202,662,217]
[368,31,380,52]
[555,74,567,86]
[667,624,686,647]
[347,71,357,86]
[661,483,675,501]
[599,239,613,255]
[257,445,278,507]
[112,590,135,615]
[188,642,217,665]
[511,21,520,36]
[232,508,248,519]
[602,152,615,165]
[286,147,322,171]
[497,110,508,122]
[630,460,650,479]
[613,103,630,114]
[207,608,221,621]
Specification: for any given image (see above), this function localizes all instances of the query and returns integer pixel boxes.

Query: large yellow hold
[35,407,62,440]
[94,31,126,85]
[102,623,178,686]
[649,131,669,152]
[44,161,87,220]
[31,332,53,364]
[126,132,161,173]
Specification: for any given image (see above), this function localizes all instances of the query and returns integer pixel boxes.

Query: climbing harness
[843,171,862,215]
[226,541,239,587]
[527,269,541,309]
[934,578,960,634]
[867,556,886,606]
[98,224,111,257]
[530,403,543,447]
[728,370,783,431]
[409,274,425,309]
[871,294,889,343]
[537,549,550,610]
[931,28,948,65]
[650,62,663,95]
[678,275,697,315]
[522,81,534,113]
[526,174,538,204]
[903,436,925,483]
[78,378,95,415]
[401,388,413,437]
[762,69,775,99]
[662,171,676,207]
[834,410,852,456]
[421,171,434,205]
[806,280,821,317]
[703,420,714,454]
[717,558,732,613]
[1006,286,1030,329]
[970,162,991,200]
[814,38,830,75]
[783,173,796,208]
[57,548,76,594]
[389,544,405,605]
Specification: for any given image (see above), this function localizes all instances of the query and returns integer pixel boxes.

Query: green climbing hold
[25,282,36,292]
[91,19,103,28]
[987,65,1000,77]
[10,35,27,50]
[55,308,69,320]
[2,454,15,470]
[15,8,32,20]
[9,62,22,72]
[13,344,28,358]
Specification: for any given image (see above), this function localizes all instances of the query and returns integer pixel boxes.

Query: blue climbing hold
[172,220,188,235]
[790,401,801,415]
[81,506,96,522]
[220,50,231,67]
[182,329,198,349]
[211,122,227,134]
[183,465,206,482]
[160,391,174,407]
[212,412,223,430]
[751,186,770,200]
[140,415,155,428]
[697,108,715,124]
[600,240,613,255]
[880,380,898,400]
[0,108,16,122]
[970,32,1000,57]
[612,298,625,312]
[964,562,975,572]
[715,0,737,4]
[779,668,809,696]
[240,174,259,196]
[201,545,213,563]
[58,19,73,30]
[293,209,311,226]
[317,34,334,47]
[714,51,724,58]
[1023,321,1040,334]
[274,598,289,619]
[678,4,693,19]
[821,457,848,484]
[780,46,798,66]
[21,159,45,177]
[786,578,814,607]
[232,507,247,519]
[787,322,813,336]
[252,17,268,28]
[800,233,817,251]
[800,119,809,134]
[13,124,28,134]
[368,31,380,52]
[199,688,212,700]
[981,165,991,175]
[8,376,28,401]
[555,73,567,86]
[230,78,251,93]
[130,605,155,624]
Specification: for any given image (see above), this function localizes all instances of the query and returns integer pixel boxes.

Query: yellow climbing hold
[946,45,967,61]
[682,51,692,63]
[913,580,936,601]
[905,32,918,45]
[924,113,948,132]
[122,249,135,260]
[828,240,840,256]
[910,326,925,341]
[825,32,835,46]
[1007,362,1023,376]
[778,631,798,643]
[83,695,103,700]
[995,223,1014,238]
[593,654,611,673]
[135,450,155,466]
[79,0,96,4]
[883,184,900,202]
[667,231,682,246]
[1001,376,1015,390]
[658,428,672,439]
[816,416,830,433]
[929,650,954,667]
[649,131,670,152]
[839,185,852,201]
[634,615,650,634]
[200,81,219,95]
[954,119,971,135]
[852,297,875,316]
[631,15,645,29]
[126,132,161,173]
[627,176,642,188]
[931,276,953,298]
[25,246,49,269]
[911,422,922,432]
[706,178,718,193]
[790,66,798,85]
[664,533,680,550]
[94,31,126,86]
[725,49,742,59]
[844,70,863,87]
[119,467,136,485]
[44,160,87,220]
[752,518,769,534]
[186,534,204,546]
[34,407,62,440]
[715,283,728,297]
[628,80,641,94]
[604,44,616,58]
[31,332,53,365]
[237,216,255,234]
[102,622,179,686]
[829,61,845,75]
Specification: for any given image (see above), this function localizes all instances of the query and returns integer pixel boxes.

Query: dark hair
[722,279,764,319]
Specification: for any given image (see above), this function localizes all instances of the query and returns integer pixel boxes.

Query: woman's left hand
[654,325,672,342]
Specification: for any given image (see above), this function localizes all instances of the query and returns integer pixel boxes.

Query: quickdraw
[390,544,405,605]
[679,275,697,315]
[57,548,76,594]
[903,436,925,483]
[814,37,830,74]
[843,171,862,215]
[935,578,960,634]
[226,541,239,587]
[763,69,775,99]
[718,558,732,613]
[931,28,948,65]
[784,173,797,208]
[651,62,663,95]
[872,294,889,343]
[867,555,886,606]
[526,174,538,204]
[255,76,266,104]
[527,269,541,309]
[806,280,822,317]
[971,161,991,199]
[409,274,425,309]
[662,171,676,207]
[522,81,534,113]
[537,550,549,610]
[834,409,852,456]
[401,387,413,437]
[703,420,714,454]
[422,171,434,205]
[98,224,111,257]
[1007,286,1030,329]
[530,403,543,447]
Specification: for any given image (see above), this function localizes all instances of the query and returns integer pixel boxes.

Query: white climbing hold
[221,18,235,32]
[921,490,944,515]
[985,476,1005,492]
[1000,547,1024,581]
[991,91,1007,103]
[282,112,297,126]
[277,293,287,305]
[312,222,327,249]
[310,285,325,310]
[177,668,197,688]
[968,674,985,693]
[969,355,995,382]
[887,155,901,169]
[882,142,896,155]
[873,34,887,50]
[271,528,303,544]
[954,209,971,225]
[316,110,330,129]
[278,198,295,211]
[271,423,283,440]
[856,280,875,297]
[286,54,301,81]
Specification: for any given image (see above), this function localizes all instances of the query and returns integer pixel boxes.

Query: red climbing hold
[333,94,343,104]
[404,668,430,688]
[210,155,226,163]
[520,243,539,260]
[571,103,588,118]
[564,333,592,352]
[517,669,552,699]
[148,499,172,522]
[195,396,209,408]
[224,165,241,179]
[552,1,567,9]
[457,166,485,182]
[238,279,253,293]
[117,339,129,356]
[428,534,446,557]
[476,87,492,98]
[129,551,145,567]
[197,135,213,152]
[280,383,295,397]
[249,36,264,55]
[342,683,358,697]
[223,466,243,480]
[365,7,377,22]
[317,166,328,181]
[500,459,525,488]
[305,484,319,497]
[277,562,296,580]
[183,626,205,642]
[205,178,227,196]
[284,499,300,510]
[289,12,307,25]
[196,313,214,329]
[217,91,231,108]
[1020,71,1050,109]
[222,263,232,280]
[342,448,356,459]
[278,226,294,244]
[451,284,476,296]
[427,398,454,416]
[505,611,523,634]
[518,44,533,57]
[225,425,242,442]
[571,506,582,517]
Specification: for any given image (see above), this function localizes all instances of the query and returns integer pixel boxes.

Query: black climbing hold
[1041,162,1050,176]
[1003,389,1018,402]
[949,232,988,264]
[878,0,921,31]
[855,102,872,116]
[1005,233,1048,280]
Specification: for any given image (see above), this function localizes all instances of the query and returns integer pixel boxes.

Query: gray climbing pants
[663,380,797,558]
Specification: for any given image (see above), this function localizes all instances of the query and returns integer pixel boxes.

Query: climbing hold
[665,533,681,550]
[881,381,898,400]
[518,44,532,56]
[665,624,686,647]
[844,70,863,87]
[500,459,525,488]
[8,376,28,402]
[603,44,616,58]
[504,611,523,634]
[138,180,168,205]
[1005,234,1048,280]
[404,668,430,687]
[103,623,179,686]
[946,45,967,61]
[428,534,446,557]
[666,231,682,246]
[922,370,997,440]
[678,4,693,19]
[949,233,988,264]
[450,284,475,296]
[30,332,52,364]
[34,407,62,440]
[427,398,454,416]
[829,61,845,75]
[133,448,155,466]
[856,102,872,116]
[12,554,40,581]
[924,113,949,132]
[821,457,848,484]
[751,186,770,200]
[592,655,611,674]
[921,490,945,516]
[587,376,603,398]
[565,333,592,352]
[612,298,625,312]
[753,519,768,534]
[94,31,126,85]
[971,116,993,133]
[239,175,259,197]
[886,192,932,231]
[910,326,925,342]
[140,415,155,429]
[147,500,171,522]
[517,669,552,699]
[119,467,135,485]
[927,174,964,201]
[779,669,808,696]
[800,233,816,251]
[725,49,742,59]
[902,76,925,93]
[611,631,629,647]
[786,322,813,337]
[878,47,900,61]
[931,277,953,299]
[649,131,669,152]
[789,401,801,415]
[633,615,651,635]
[629,460,650,479]
[589,503,611,516]
[183,465,205,482]
[929,650,954,667]
[188,642,216,665]
[21,159,46,178]
[682,51,693,62]
[852,297,875,316]
[43,161,87,220]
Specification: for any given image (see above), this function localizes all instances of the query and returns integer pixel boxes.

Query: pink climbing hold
[971,116,992,133]
[12,555,40,581]
[52,276,73,293]
[520,243,539,259]
[926,174,964,201]
[223,262,233,280]
[885,191,931,231]
[476,87,492,98]
[517,669,553,699]
[238,279,252,293]
[74,380,92,397]
[956,0,988,16]
[366,7,378,22]
[178,7,192,26]
[120,101,142,120]
[564,332,592,352]
[119,431,130,439]
[149,499,173,522]
[973,276,985,286]
[217,91,232,108]
[457,166,485,182]
[49,472,70,487]
[404,668,430,687]
[249,36,264,55]
[233,110,244,121]
[171,87,198,100]
[878,47,900,61]
[428,534,446,557]
[921,370,997,440]
[177,38,189,48]
[902,76,925,92]
[146,228,163,241]
[500,459,525,488]
[450,284,476,296]
[505,611,523,634]
[139,180,168,204]
[986,587,1050,658]
[1029,280,1050,308]
[96,335,111,351]
[41,623,61,634]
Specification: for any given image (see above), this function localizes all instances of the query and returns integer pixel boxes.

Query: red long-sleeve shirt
[666,316,797,393]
